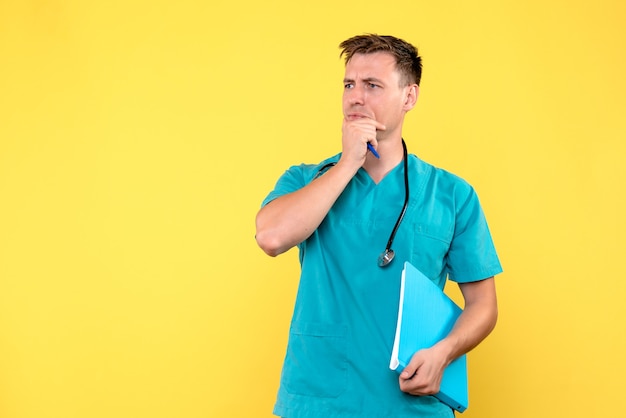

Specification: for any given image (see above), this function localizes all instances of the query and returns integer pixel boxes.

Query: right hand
[341,117,386,168]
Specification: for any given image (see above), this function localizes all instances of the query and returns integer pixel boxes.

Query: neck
[363,137,406,184]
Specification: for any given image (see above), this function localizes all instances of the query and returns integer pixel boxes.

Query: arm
[255,117,384,257]
[399,277,498,396]
[255,160,358,257]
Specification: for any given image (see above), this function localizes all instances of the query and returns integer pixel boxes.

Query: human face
[342,52,415,141]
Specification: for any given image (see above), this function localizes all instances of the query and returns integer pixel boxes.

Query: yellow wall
[1,0,624,417]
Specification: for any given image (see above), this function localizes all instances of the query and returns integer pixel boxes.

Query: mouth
[346,112,371,120]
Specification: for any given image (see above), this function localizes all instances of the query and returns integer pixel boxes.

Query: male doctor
[256,34,502,418]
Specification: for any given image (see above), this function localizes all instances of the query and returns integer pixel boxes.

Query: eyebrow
[343,77,385,84]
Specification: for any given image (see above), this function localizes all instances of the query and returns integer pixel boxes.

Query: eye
[368,83,379,89]
[344,83,354,89]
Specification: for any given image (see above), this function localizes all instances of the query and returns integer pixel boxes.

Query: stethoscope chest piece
[377,249,395,267]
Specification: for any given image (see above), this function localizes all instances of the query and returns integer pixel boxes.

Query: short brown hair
[339,34,422,86]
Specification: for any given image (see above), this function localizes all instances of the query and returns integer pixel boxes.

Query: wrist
[433,337,459,367]
[334,157,361,178]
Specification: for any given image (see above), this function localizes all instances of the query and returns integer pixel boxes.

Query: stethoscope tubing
[313,139,410,267]
[383,139,409,254]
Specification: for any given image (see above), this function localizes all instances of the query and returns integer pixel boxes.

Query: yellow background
[1,0,624,417]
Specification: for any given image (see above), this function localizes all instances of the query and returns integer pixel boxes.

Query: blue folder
[389,261,468,413]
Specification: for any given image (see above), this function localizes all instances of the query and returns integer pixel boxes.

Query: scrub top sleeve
[261,164,309,208]
[446,185,503,283]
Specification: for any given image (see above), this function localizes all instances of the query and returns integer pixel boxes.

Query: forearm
[255,160,358,256]
[398,278,497,395]
[436,278,498,364]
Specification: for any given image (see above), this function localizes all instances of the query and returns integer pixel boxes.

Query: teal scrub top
[262,153,503,418]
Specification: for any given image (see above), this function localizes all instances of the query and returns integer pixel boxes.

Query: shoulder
[282,153,342,183]
[261,153,342,207]
[409,154,476,199]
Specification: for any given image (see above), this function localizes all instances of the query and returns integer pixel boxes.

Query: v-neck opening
[358,159,404,186]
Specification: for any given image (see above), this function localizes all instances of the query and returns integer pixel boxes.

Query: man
[255,34,502,418]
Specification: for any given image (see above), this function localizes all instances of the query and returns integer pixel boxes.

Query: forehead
[344,52,400,81]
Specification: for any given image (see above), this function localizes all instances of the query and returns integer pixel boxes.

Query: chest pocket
[409,222,453,283]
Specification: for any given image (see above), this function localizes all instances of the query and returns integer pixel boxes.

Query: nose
[346,84,365,106]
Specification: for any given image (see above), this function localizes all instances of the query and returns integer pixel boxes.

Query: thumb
[400,354,423,379]
[400,367,415,380]
[400,363,418,380]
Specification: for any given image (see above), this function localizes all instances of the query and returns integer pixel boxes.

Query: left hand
[398,345,449,396]
[398,277,498,396]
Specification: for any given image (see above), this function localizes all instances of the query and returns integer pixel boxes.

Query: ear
[403,84,419,111]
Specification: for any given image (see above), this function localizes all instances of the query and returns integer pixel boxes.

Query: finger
[344,116,386,131]
[342,118,376,138]
[400,349,427,380]
[399,373,427,395]
[400,363,418,380]
[399,372,437,396]
[359,119,386,132]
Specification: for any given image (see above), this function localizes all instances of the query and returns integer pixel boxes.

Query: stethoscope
[314,139,409,267]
